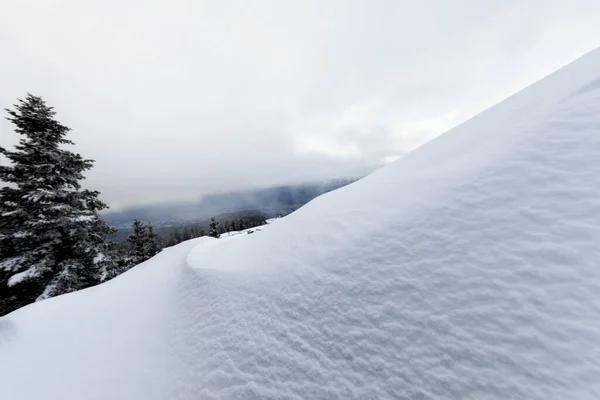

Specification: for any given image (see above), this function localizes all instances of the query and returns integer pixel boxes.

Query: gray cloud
[1,0,599,208]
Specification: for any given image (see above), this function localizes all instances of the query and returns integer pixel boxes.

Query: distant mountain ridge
[103,178,359,229]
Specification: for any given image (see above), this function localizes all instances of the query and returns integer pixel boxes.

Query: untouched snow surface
[3,48,600,399]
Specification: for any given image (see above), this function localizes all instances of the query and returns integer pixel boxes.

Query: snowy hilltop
[2,48,600,399]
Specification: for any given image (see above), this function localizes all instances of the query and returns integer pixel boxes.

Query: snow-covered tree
[126,219,148,263]
[0,94,113,315]
[208,218,220,238]
[126,219,161,265]
[146,225,161,255]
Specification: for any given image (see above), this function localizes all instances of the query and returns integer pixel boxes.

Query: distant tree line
[165,216,266,244]
[0,95,267,316]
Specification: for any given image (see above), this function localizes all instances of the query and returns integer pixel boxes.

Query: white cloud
[1,0,599,207]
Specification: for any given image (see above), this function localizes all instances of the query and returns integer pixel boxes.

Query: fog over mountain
[103,178,358,228]
[2,1,599,207]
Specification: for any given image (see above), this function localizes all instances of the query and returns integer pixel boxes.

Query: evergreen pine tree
[208,218,220,238]
[167,232,178,247]
[145,225,161,256]
[173,229,183,243]
[126,219,161,265]
[126,219,148,264]
[0,94,113,315]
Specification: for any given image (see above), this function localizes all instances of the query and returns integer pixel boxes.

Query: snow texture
[69,215,97,222]
[0,256,23,272]
[6,268,40,287]
[2,48,600,399]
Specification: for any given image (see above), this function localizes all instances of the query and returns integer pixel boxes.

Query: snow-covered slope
[3,48,600,399]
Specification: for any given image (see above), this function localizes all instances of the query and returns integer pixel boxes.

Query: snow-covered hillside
[3,48,600,399]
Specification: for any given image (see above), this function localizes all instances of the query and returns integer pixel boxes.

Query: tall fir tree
[208,218,220,238]
[183,226,193,241]
[146,225,161,255]
[167,232,178,247]
[126,219,148,264]
[0,94,113,315]
[126,219,161,266]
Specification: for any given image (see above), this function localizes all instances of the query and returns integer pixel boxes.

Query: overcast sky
[1,0,599,208]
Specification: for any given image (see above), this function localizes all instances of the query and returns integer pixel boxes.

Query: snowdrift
[3,48,600,399]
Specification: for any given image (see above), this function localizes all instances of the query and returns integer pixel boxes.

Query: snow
[22,188,54,202]
[0,256,22,272]
[11,231,31,239]
[3,48,600,399]
[92,252,106,264]
[7,266,41,287]
[217,225,266,239]
[69,214,96,222]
